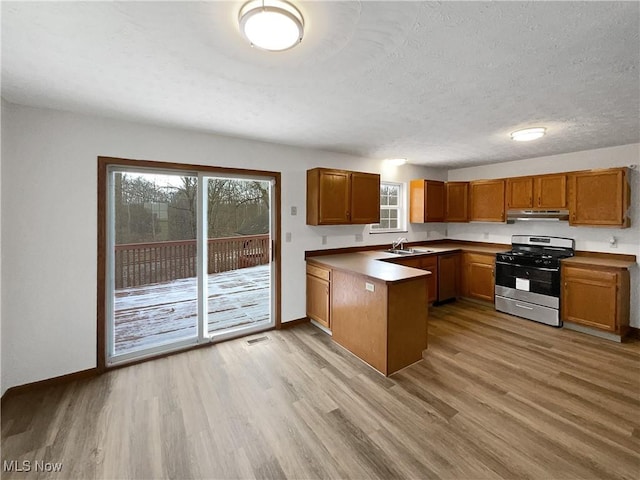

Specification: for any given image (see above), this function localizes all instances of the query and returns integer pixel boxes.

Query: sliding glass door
[104,164,275,366]
[204,177,273,340]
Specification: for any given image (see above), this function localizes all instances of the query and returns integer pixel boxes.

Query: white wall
[0,99,3,395]
[448,144,640,328]
[2,100,637,394]
[0,101,445,393]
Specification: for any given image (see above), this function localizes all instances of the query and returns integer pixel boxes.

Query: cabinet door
[470,180,506,222]
[306,274,330,328]
[562,267,617,332]
[506,177,534,209]
[390,256,437,302]
[462,253,495,302]
[438,253,460,301]
[468,262,495,302]
[535,174,566,208]
[445,182,469,222]
[309,169,350,225]
[350,172,380,224]
[425,181,445,222]
[569,169,629,227]
[420,256,438,303]
[410,180,445,223]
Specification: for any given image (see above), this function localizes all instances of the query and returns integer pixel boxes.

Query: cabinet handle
[529,196,532,205]
[538,196,541,207]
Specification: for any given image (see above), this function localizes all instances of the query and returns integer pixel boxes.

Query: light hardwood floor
[2,300,639,479]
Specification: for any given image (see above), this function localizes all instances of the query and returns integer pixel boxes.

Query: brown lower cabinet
[561,264,630,336]
[331,270,428,376]
[388,256,437,303]
[306,263,331,329]
[461,252,495,303]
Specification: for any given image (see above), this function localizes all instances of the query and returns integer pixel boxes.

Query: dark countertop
[562,256,636,270]
[307,241,636,282]
[307,252,431,284]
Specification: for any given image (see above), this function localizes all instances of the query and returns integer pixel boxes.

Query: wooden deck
[114,264,270,354]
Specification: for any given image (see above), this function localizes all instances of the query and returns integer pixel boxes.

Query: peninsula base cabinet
[331,271,428,376]
[561,265,630,337]
[306,263,331,329]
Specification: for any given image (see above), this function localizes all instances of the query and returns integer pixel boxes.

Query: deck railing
[114,234,270,289]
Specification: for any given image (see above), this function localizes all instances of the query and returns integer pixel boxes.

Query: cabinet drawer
[465,253,495,265]
[306,263,331,281]
[563,266,617,284]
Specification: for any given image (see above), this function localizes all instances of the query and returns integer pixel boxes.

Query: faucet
[392,237,408,250]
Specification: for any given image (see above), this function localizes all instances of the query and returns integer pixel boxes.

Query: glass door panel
[108,169,199,362]
[205,177,273,337]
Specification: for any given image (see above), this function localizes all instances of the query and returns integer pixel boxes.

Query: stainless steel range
[495,235,575,327]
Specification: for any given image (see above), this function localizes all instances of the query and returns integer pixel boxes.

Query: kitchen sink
[385,247,434,255]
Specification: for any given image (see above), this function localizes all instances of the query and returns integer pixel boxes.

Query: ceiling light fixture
[510,127,547,142]
[239,0,304,52]
[384,158,408,166]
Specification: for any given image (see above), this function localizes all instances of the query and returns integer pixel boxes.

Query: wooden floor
[115,264,270,354]
[2,300,639,479]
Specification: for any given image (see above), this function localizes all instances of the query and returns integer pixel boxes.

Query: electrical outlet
[321,235,327,245]
[285,232,292,242]
[290,206,297,216]
[355,233,363,242]
[365,282,375,292]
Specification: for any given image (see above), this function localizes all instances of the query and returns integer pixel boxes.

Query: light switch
[285,232,292,242]
[290,206,297,216]
[322,235,327,245]
[365,282,375,292]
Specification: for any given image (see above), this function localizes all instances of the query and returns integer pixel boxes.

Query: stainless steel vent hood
[506,209,570,223]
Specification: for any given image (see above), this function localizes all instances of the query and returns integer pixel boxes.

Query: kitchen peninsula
[306,251,430,376]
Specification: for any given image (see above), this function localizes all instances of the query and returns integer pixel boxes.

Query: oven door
[495,261,560,298]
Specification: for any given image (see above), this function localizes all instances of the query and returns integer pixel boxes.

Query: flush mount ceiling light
[510,127,547,142]
[239,0,304,51]
[384,158,408,166]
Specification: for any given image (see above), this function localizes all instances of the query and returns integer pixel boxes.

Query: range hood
[506,209,570,223]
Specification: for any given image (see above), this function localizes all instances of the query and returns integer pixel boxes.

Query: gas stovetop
[497,235,575,268]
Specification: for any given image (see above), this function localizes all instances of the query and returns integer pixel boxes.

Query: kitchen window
[370,181,406,233]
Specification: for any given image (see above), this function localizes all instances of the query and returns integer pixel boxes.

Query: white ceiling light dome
[239,0,304,52]
[510,127,547,142]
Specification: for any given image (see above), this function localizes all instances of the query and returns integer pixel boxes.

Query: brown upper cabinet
[505,176,534,209]
[569,168,630,227]
[469,179,505,222]
[506,174,567,209]
[536,174,567,208]
[307,168,380,225]
[445,182,469,222]
[410,180,445,223]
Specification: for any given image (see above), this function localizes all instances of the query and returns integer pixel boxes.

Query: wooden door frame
[97,156,282,372]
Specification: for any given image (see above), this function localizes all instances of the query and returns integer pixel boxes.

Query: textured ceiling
[2,1,639,168]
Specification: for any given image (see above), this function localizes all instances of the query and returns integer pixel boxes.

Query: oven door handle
[495,261,559,272]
